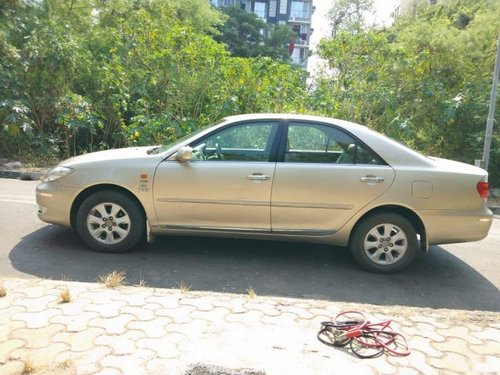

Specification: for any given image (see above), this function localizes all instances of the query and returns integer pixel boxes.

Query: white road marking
[0,195,37,205]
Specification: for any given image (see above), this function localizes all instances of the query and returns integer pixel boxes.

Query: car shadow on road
[8,225,500,312]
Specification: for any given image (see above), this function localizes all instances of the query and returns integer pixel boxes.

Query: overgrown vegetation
[0,0,498,185]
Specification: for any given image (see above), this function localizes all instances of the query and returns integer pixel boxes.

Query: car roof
[224,113,365,132]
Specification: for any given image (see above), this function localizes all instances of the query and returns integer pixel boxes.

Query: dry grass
[98,271,126,288]
[59,289,71,303]
[22,359,35,374]
[177,281,191,293]
[56,359,74,370]
[134,279,147,287]
[0,283,6,298]
[246,286,257,299]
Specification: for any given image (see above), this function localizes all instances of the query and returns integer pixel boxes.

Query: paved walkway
[1,278,499,375]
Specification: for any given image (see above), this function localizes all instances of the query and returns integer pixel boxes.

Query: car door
[271,121,395,234]
[153,121,280,231]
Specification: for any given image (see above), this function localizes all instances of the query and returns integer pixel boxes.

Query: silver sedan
[36,114,493,273]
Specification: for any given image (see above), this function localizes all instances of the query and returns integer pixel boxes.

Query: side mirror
[175,146,193,162]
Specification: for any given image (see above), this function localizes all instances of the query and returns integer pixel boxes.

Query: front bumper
[36,181,79,227]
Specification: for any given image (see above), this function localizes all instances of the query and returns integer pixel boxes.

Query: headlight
[45,166,74,182]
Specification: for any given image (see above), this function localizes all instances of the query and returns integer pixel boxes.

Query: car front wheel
[350,213,417,273]
[76,190,145,253]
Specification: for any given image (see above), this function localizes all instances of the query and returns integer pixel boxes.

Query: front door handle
[247,173,271,181]
[360,175,385,183]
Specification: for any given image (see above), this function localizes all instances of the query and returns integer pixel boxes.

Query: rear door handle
[360,175,385,183]
[247,173,271,181]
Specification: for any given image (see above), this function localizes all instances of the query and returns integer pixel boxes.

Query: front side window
[284,122,384,165]
[191,122,278,162]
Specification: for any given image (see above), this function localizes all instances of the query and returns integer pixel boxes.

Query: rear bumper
[36,181,78,227]
[417,206,493,245]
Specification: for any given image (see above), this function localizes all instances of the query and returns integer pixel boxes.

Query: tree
[214,6,268,58]
[327,0,374,37]
[214,6,293,61]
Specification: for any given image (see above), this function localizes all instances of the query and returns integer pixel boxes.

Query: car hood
[60,146,159,167]
[429,157,487,178]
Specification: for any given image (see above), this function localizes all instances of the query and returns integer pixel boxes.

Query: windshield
[147,119,226,155]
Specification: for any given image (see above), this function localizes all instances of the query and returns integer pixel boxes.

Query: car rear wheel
[76,190,145,253]
[350,213,417,273]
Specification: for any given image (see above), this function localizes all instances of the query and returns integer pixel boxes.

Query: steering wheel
[215,142,223,160]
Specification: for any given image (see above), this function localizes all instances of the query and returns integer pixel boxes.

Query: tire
[76,190,145,253]
[349,213,417,274]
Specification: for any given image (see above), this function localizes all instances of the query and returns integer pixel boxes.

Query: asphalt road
[1,179,499,312]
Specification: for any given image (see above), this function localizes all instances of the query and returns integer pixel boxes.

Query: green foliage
[316,0,500,186]
[0,0,306,159]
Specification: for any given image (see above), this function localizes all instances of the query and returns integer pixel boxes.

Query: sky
[309,0,400,74]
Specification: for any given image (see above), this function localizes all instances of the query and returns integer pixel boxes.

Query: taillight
[477,181,489,201]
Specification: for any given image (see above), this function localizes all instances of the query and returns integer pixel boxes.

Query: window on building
[290,1,310,19]
[254,1,267,19]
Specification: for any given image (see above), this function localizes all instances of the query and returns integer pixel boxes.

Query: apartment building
[211,0,314,68]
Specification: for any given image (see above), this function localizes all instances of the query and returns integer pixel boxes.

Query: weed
[59,288,71,303]
[246,286,257,299]
[98,271,126,288]
[134,279,147,287]
[0,283,6,298]
[22,359,35,374]
[177,281,191,293]
[56,359,74,369]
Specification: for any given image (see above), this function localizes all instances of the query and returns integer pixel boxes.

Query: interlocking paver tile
[406,336,443,358]
[146,358,183,375]
[94,330,144,355]
[433,337,468,353]
[244,301,280,316]
[261,312,299,325]
[226,309,264,324]
[471,327,500,341]
[128,316,172,337]
[428,352,470,373]
[192,306,229,322]
[179,296,215,311]
[78,289,121,305]
[10,324,64,349]
[95,367,122,375]
[0,360,24,375]
[53,327,105,352]
[83,301,127,318]
[137,337,179,359]
[16,294,58,312]
[11,309,60,328]
[0,321,25,342]
[50,311,99,333]
[155,304,195,323]
[0,339,26,362]
[469,340,500,356]
[59,345,112,374]
[100,349,155,374]
[146,294,181,309]
[113,291,148,306]
[277,304,314,319]
[120,305,155,321]
[387,350,438,375]
[88,314,135,335]
[10,342,70,366]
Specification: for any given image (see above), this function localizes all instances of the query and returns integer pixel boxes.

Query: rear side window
[284,122,385,165]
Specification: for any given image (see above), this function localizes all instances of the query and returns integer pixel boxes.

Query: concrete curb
[0,170,46,181]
